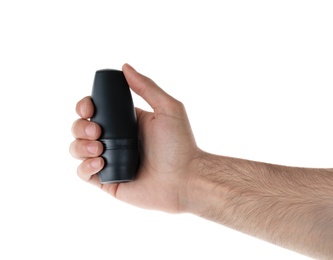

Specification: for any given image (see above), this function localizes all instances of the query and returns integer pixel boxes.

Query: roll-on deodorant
[91,69,139,183]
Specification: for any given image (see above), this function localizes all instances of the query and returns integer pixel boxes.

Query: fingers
[72,96,105,189]
[72,96,104,187]
[71,119,101,140]
[77,158,119,194]
[77,157,104,182]
[71,97,103,158]
[122,63,177,112]
[69,140,104,159]
[76,96,94,119]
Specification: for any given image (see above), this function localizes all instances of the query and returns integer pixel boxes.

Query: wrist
[180,150,226,216]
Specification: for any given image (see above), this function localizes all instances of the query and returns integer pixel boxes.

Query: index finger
[76,96,94,119]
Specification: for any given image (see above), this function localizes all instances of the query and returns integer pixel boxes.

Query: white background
[0,1,332,259]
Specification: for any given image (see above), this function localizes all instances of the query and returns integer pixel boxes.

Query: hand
[70,64,201,213]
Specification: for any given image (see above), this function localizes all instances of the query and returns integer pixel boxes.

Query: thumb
[122,63,175,112]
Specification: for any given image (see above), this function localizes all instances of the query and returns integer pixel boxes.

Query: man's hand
[70,64,333,258]
[70,64,201,213]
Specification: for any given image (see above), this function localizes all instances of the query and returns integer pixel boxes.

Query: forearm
[184,151,333,259]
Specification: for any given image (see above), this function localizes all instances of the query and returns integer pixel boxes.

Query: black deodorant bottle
[91,69,139,183]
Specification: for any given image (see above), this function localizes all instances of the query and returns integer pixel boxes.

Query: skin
[70,64,333,259]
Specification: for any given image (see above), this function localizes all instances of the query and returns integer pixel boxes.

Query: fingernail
[85,123,96,137]
[86,143,98,154]
[90,158,102,169]
[125,63,135,71]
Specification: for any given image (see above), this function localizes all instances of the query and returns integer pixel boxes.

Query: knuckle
[71,119,81,137]
[75,98,85,116]
[76,164,82,177]
[76,162,86,180]
[75,100,81,116]
[162,99,186,116]
[70,140,96,159]
[69,140,78,157]
[174,100,185,110]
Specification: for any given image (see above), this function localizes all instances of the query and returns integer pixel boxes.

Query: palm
[101,105,198,213]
